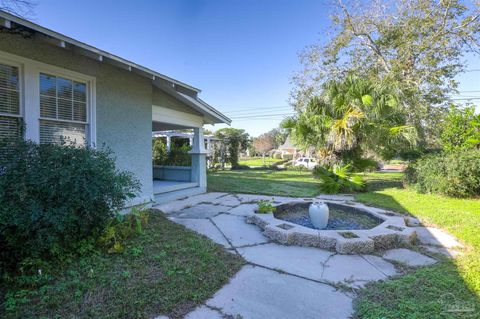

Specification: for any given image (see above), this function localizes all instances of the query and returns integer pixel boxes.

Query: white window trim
[0,56,24,118]
[0,50,97,147]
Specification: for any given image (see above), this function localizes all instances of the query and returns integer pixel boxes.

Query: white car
[294,157,318,169]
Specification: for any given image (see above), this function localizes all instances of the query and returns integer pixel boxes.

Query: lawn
[1,211,243,319]
[354,172,480,318]
[238,157,285,167]
[207,168,319,197]
[208,169,480,318]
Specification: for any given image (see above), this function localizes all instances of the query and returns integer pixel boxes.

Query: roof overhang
[0,10,231,125]
[154,81,231,125]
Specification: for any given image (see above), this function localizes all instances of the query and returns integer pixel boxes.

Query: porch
[149,83,230,204]
[152,125,208,204]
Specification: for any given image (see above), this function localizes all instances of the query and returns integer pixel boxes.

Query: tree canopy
[291,0,480,145]
[440,105,480,152]
[214,128,250,168]
[283,76,416,162]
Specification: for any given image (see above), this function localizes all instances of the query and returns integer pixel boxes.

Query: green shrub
[257,200,276,213]
[313,164,365,193]
[287,165,309,171]
[440,105,480,152]
[98,207,149,254]
[0,139,140,272]
[166,143,191,166]
[348,158,379,172]
[152,137,168,165]
[405,150,480,197]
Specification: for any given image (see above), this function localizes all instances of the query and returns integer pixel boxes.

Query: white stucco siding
[0,32,154,205]
[152,104,204,128]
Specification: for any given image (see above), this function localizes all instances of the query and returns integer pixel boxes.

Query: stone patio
[154,192,460,319]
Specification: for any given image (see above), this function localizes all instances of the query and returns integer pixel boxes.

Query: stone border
[246,200,416,254]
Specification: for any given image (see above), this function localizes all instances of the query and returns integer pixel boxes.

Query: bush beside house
[405,106,480,198]
[405,150,480,197]
[0,139,140,273]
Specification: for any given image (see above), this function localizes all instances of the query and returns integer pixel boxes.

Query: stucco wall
[0,32,153,204]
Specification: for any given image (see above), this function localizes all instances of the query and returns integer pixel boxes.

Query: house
[0,11,231,205]
[271,135,316,160]
[272,135,298,159]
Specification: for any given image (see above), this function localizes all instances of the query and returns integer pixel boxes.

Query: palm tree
[282,76,416,163]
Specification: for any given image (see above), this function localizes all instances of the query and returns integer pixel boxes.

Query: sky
[28,0,480,137]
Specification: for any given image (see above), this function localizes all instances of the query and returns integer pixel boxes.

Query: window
[39,73,88,145]
[0,51,96,146]
[0,63,22,139]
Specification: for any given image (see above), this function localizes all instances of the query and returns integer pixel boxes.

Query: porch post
[189,127,208,190]
[166,135,171,152]
[206,137,211,152]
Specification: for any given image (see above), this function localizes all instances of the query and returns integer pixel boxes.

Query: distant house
[271,135,317,159]
[276,135,298,158]
[270,135,298,159]
[0,11,230,205]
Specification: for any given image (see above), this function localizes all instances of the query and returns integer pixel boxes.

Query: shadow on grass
[354,177,479,318]
[207,173,320,197]
[209,169,479,318]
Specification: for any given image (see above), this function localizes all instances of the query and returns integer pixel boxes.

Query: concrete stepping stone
[322,255,388,286]
[227,203,258,216]
[206,265,353,319]
[173,204,230,219]
[170,218,231,248]
[421,245,461,258]
[211,214,268,247]
[413,227,463,248]
[185,305,223,319]
[237,243,332,281]
[361,255,398,277]
[383,248,437,267]
[154,192,227,213]
[211,194,242,207]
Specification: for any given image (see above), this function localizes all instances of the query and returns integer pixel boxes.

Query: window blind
[0,63,21,139]
[39,73,88,145]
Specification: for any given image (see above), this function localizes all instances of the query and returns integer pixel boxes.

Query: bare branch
[337,0,391,73]
[0,0,36,18]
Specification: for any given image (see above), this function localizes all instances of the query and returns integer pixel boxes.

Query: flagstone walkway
[153,192,462,319]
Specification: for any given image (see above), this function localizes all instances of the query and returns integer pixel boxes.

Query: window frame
[0,50,96,146]
[0,56,24,119]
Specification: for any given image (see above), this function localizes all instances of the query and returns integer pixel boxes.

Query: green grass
[238,157,284,167]
[207,169,480,318]
[353,172,480,318]
[1,212,244,319]
[207,169,319,197]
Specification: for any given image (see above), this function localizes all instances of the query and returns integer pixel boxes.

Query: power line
[225,108,293,117]
[450,97,480,100]
[223,106,292,114]
[229,112,295,119]
[233,117,293,121]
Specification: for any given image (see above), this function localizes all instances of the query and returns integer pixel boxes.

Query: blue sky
[32,0,479,136]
